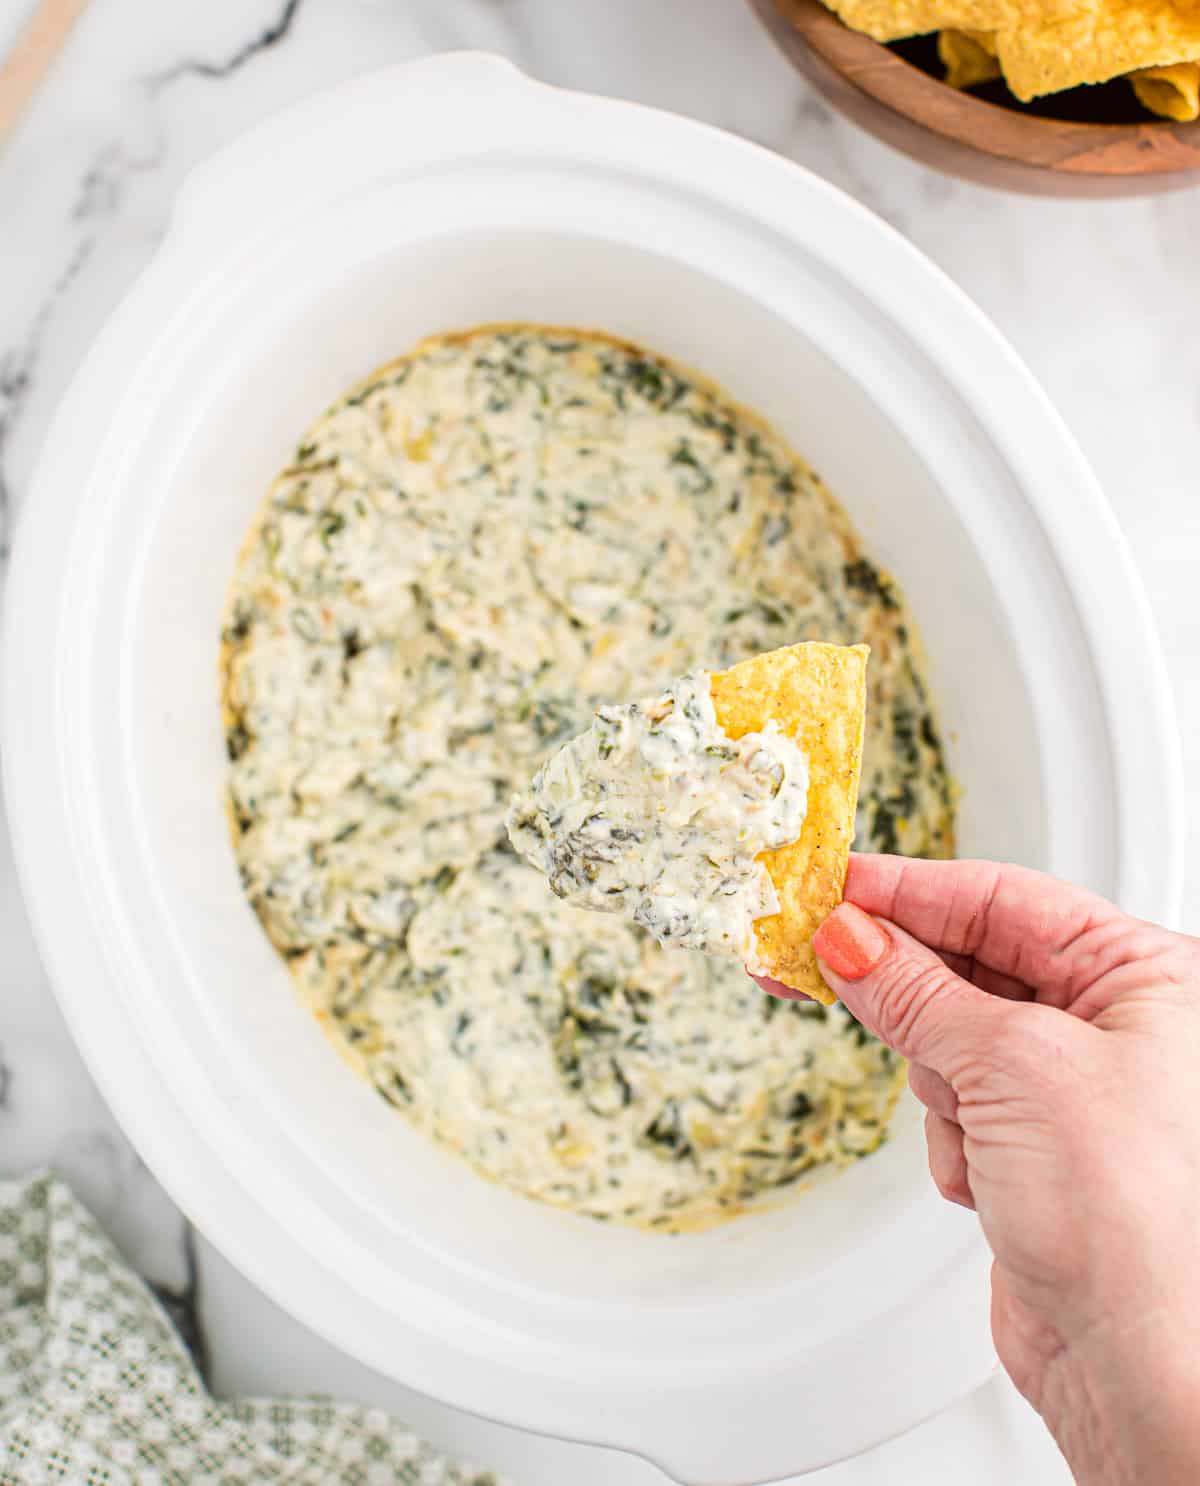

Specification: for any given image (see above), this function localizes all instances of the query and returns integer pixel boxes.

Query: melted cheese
[507,672,809,970]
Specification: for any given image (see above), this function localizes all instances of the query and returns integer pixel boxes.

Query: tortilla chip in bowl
[752,0,1200,188]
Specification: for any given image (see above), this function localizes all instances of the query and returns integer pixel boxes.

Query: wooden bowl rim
[759,0,1200,174]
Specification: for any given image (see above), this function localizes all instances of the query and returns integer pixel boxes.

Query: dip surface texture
[506,673,809,970]
[222,325,954,1229]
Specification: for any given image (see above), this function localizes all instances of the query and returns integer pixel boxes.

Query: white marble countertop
[1,2,1196,1482]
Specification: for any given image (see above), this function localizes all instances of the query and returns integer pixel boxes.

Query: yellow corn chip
[710,642,869,1005]
[996,0,1200,98]
[823,0,1080,44]
[1130,59,1200,117]
[939,28,1003,87]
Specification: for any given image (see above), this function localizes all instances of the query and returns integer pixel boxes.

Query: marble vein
[0,0,316,563]
[0,0,324,1389]
[0,240,91,562]
[0,130,166,560]
[147,0,305,89]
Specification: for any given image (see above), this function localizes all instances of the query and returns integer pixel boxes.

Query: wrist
[1044,1318,1200,1486]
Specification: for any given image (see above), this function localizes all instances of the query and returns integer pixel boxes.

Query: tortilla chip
[1130,59,1200,118]
[939,28,1003,87]
[996,0,1200,98]
[823,0,1078,44]
[710,642,868,1005]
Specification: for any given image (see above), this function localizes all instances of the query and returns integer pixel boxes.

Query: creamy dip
[507,673,808,970]
[222,325,954,1230]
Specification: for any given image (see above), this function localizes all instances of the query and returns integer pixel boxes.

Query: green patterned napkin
[0,1173,503,1485]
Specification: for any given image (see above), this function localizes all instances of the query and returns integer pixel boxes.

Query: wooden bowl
[751,0,1200,192]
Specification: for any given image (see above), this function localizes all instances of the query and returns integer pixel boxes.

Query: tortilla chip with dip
[711,642,868,1005]
[508,641,868,1006]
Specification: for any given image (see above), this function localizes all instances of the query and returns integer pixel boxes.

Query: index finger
[844,855,1123,995]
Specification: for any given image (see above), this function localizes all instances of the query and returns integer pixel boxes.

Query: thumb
[813,902,1012,1082]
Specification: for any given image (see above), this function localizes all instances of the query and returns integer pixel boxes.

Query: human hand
[794,856,1200,1486]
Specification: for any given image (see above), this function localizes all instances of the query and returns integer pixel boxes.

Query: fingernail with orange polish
[812,903,890,980]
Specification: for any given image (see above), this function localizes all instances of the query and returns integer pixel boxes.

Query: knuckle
[871,955,958,1053]
[932,1165,962,1203]
[925,1113,972,1207]
[940,1176,974,1209]
[963,1003,1092,1110]
[928,1157,955,1201]
[996,1003,1074,1072]
[1165,932,1200,990]
[981,1015,1040,1074]
[950,865,1004,958]
[908,1061,958,1119]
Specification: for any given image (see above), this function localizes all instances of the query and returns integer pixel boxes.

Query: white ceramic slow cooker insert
[3,54,1182,1484]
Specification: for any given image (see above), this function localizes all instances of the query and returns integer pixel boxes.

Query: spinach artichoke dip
[506,673,810,970]
[222,325,954,1231]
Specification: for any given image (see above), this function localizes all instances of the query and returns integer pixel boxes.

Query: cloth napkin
[0,1172,502,1485]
